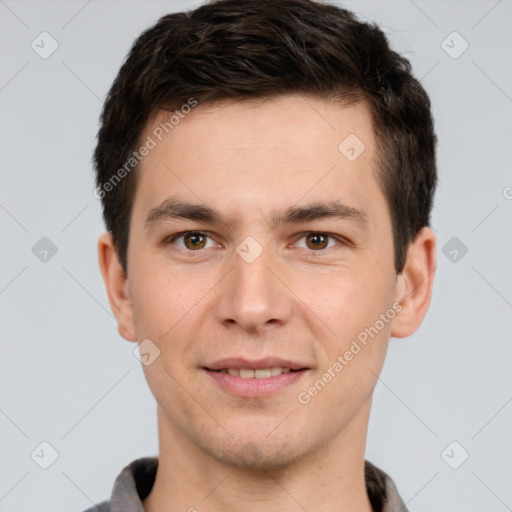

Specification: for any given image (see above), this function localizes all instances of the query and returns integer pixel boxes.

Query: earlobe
[97,232,138,342]
[390,227,437,339]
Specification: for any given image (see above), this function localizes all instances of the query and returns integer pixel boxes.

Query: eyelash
[163,231,348,253]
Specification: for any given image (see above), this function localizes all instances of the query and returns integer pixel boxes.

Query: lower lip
[204,369,308,398]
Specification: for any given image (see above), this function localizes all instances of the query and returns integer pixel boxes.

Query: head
[97,0,437,470]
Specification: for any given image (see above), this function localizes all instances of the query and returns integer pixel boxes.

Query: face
[106,95,423,470]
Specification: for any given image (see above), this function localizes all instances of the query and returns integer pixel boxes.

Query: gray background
[1,0,511,510]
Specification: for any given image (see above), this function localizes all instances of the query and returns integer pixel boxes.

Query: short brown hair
[94,0,437,275]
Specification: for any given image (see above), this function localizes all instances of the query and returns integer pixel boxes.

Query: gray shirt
[83,457,408,512]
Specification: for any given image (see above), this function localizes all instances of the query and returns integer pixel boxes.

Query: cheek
[129,259,205,338]
[129,263,214,383]
[306,263,395,333]
[305,264,396,388]
[302,315,391,418]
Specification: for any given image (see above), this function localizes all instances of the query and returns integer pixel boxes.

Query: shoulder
[78,457,158,512]
[364,460,408,512]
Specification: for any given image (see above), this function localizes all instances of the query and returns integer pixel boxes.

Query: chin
[205,433,314,471]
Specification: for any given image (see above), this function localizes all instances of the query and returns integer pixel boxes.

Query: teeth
[219,367,293,378]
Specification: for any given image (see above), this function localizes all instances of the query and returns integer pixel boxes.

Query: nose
[214,247,292,333]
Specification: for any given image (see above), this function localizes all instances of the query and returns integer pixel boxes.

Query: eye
[166,231,217,251]
[294,232,343,251]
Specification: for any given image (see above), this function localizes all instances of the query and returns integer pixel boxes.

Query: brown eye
[183,232,207,250]
[305,233,329,250]
[165,231,217,252]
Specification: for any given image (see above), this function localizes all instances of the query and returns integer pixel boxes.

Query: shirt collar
[106,457,408,512]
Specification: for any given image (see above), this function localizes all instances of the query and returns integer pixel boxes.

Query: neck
[143,405,374,512]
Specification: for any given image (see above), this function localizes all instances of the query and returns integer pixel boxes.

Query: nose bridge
[216,244,291,330]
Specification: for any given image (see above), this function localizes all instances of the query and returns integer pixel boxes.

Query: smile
[214,367,294,378]
[203,358,309,398]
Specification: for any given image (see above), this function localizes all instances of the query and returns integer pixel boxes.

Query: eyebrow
[144,198,369,231]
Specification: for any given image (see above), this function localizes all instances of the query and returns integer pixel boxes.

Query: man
[90,0,437,510]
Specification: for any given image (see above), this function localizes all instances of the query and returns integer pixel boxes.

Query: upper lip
[205,357,307,371]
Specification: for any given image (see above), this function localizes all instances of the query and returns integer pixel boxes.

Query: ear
[97,232,138,342]
[390,227,437,338]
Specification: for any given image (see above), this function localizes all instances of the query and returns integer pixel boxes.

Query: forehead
[147,94,375,165]
[131,94,386,228]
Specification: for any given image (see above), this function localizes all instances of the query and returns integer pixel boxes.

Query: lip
[204,367,308,398]
[205,357,306,371]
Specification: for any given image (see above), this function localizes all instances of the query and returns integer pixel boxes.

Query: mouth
[203,358,309,398]
[207,367,302,378]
